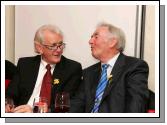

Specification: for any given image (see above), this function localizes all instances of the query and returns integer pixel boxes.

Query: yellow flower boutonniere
[108,74,113,84]
[53,79,60,85]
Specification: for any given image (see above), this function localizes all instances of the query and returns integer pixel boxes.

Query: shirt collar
[41,58,56,69]
[102,52,120,68]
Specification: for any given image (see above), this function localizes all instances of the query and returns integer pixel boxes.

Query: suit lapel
[52,56,66,93]
[30,55,41,91]
[88,63,101,112]
[101,53,126,101]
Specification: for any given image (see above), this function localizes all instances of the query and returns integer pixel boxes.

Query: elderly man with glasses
[6,24,82,113]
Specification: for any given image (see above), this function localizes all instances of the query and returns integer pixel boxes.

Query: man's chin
[92,53,98,60]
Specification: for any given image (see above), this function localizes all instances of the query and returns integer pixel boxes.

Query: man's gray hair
[34,24,63,43]
[97,22,126,52]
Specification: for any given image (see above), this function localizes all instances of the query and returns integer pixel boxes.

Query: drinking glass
[33,97,48,113]
[5,97,15,113]
[55,92,70,113]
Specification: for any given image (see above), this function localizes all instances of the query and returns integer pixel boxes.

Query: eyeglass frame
[40,42,66,50]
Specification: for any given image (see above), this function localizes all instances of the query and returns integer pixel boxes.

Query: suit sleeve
[125,60,149,112]
[63,63,83,98]
[69,77,86,113]
[5,60,17,79]
[6,59,22,106]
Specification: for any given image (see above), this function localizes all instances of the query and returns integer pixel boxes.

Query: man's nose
[89,38,93,45]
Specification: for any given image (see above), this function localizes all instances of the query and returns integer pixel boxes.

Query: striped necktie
[91,64,109,113]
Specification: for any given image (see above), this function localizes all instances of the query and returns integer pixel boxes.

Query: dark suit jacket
[5,60,17,80]
[70,53,149,113]
[6,55,82,112]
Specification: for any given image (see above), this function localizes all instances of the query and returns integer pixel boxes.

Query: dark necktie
[40,64,52,107]
[91,64,109,113]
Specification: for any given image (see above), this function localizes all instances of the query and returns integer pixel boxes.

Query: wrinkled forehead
[42,30,63,44]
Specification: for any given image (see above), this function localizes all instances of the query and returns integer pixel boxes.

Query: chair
[5,79,11,90]
[147,90,155,113]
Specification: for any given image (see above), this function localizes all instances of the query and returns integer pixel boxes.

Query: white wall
[144,6,155,92]
[5,5,155,92]
[15,5,138,69]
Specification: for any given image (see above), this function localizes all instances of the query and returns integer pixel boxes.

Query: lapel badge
[108,74,113,84]
[53,79,60,85]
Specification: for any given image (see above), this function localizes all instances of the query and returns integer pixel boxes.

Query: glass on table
[5,97,15,113]
[55,92,70,113]
[33,97,48,113]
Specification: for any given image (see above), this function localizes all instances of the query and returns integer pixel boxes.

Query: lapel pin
[108,74,113,84]
[53,79,60,85]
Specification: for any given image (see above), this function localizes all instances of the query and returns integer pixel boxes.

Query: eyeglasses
[41,42,66,50]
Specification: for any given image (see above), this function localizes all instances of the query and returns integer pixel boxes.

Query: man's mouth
[91,47,94,51]
[53,54,60,57]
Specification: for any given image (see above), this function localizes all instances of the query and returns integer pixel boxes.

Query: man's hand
[14,105,33,113]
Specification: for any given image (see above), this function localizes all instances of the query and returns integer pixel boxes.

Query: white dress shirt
[27,59,55,107]
[102,52,120,78]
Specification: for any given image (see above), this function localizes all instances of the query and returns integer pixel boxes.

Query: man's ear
[34,42,43,54]
[109,37,118,48]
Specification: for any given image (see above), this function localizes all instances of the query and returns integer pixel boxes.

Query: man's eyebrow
[92,32,98,37]
[94,32,98,35]
[52,41,63,45]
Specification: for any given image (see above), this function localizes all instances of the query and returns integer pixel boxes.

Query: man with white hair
[6,24,82,113]
[70,22,149,113]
